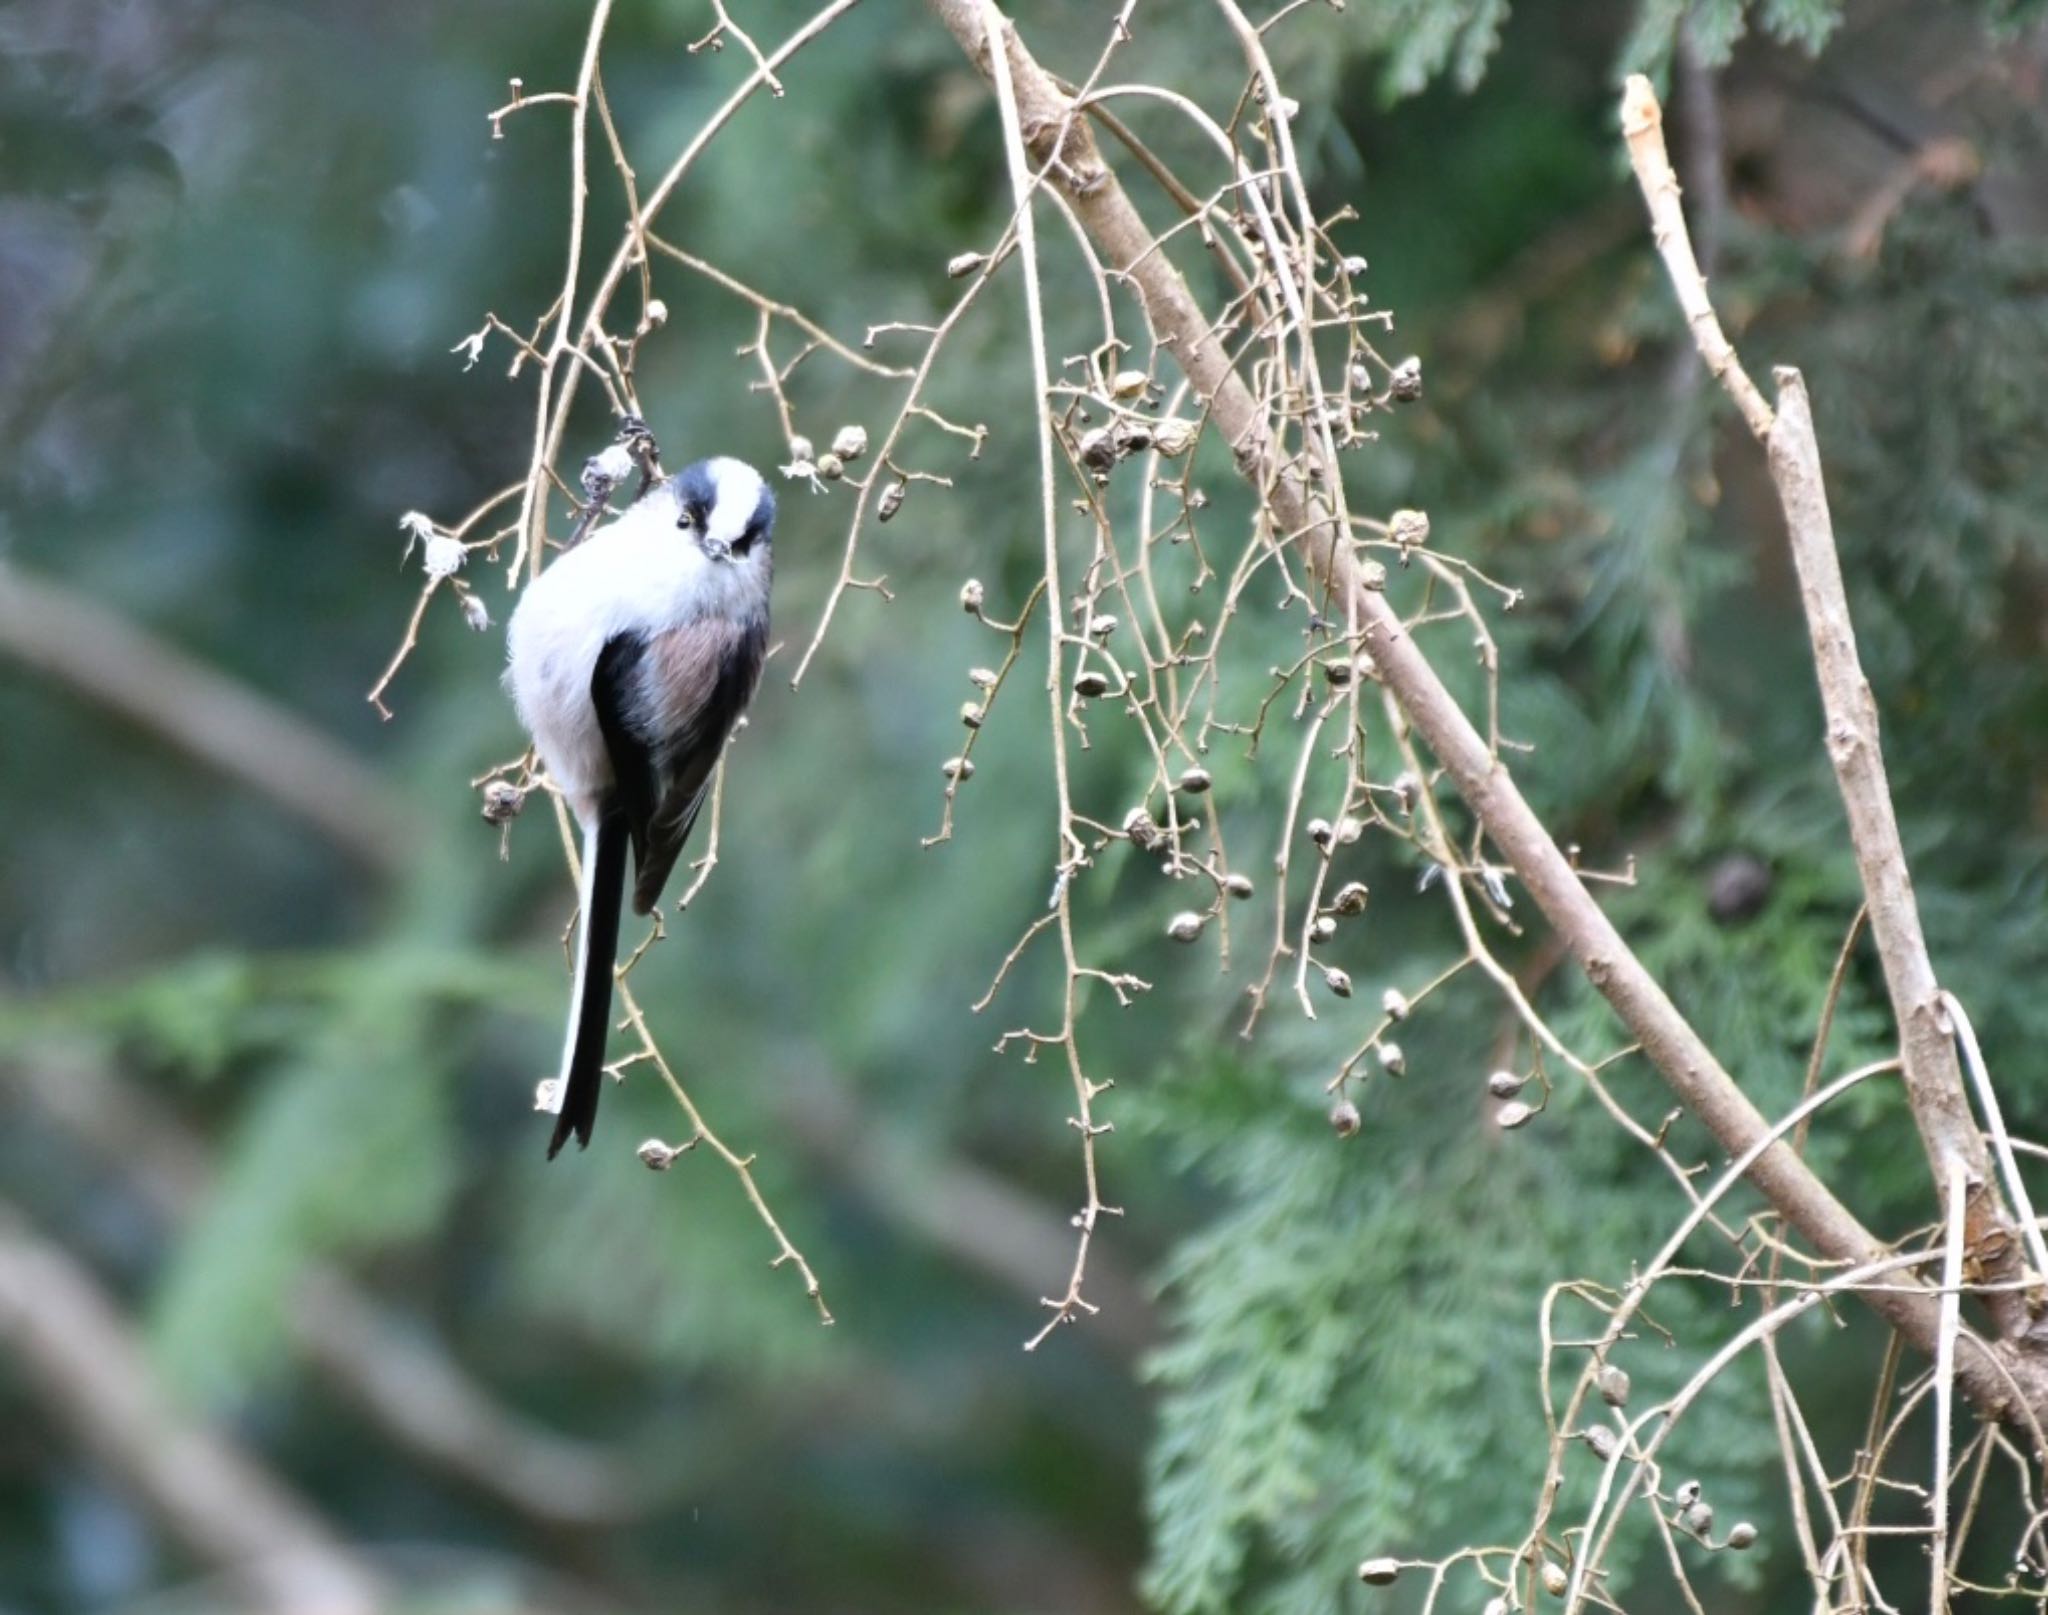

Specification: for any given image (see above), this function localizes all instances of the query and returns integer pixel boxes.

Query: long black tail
[548,809,629,1159]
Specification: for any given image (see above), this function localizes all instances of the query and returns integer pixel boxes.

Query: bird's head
[671,457,775,565]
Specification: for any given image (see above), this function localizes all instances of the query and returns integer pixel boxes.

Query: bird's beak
[700,535,733,563]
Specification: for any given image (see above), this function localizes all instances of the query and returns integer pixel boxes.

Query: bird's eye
[676,509,697,533]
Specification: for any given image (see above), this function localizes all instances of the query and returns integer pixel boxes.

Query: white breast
[504,496,711,819]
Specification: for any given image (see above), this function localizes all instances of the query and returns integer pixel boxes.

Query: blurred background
[3,0,2046,1610]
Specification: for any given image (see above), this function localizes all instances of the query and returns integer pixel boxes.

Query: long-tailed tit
[506,451,775,1157]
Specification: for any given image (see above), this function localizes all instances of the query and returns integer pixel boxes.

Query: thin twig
[1933,1158,1967,1612]
[1619,75,1773,440]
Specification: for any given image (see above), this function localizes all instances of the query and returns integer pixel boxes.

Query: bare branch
[922,0,2048,1422]
[1766,370,2026,1327]
[1625,70,2031,1342]
[1619,75,1773,440]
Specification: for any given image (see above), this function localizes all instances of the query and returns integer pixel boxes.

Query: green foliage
[5,2,2046,1613]
[148,955,461,1400]
[1128,4,2048,1608]
[27,938,537,1400]
[1345,0,1512,96]
[1134,1036,1782,1614]
[1621,0,1845,74]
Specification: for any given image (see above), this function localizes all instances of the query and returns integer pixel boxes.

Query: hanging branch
[920,0,2048,1426]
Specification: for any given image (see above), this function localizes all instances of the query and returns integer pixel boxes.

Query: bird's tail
[548,810,629,1159]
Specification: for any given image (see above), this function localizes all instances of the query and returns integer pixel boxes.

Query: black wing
[591,634,662,876]
[590,618,767,915]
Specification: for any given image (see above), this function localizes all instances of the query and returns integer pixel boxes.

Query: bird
[505,449,775,1157]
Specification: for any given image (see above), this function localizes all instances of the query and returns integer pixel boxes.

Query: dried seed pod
[1726,1522,1757,1551]
[480,781,525,825]
[1389,507,1431,549]
[1356,1557,1399,1587]
[878,480,906,522]
[643,297,669,328]
[1089,613,1119,638]
[1110,368,1150,399]
[1123,807,1164,852]
[1310,915,1337,944]
[1674,1479,1701,1508]
[1341,254,1369,278]
[637,1139,682,1171]
[1329,1097,1362,1137]
[1333,881,1370,917]
[1151,418,1199,458]
[1322,965,1353,999]
[1166,910,1206,943]
[1358,560,1388,591]
[1487,1069,1527,1098]
[422,533,466,580]
[1073,670,1111,699]
[1389,355,1423,402]
[1177,766,1212,795]
[458,588,491,632]
[1583,1424,1618,1461]
[1596,1363,1631,1408]
[1321,656,1354,688]
[947,250,986,278]
[960,702,984,729]
[831,424,868,462]
[1335,815,1364,845]
[941,756,974,782]
[960,579,985,614]
[1496,1100,1535,1130]
[1380,986,1408,1020]
[1377,1042,1405,1076]
[968,666,1000,689]
[1483,1600,1508,1615]
[815,450,845,481]
[1078,428,1117,475]
[787,434,815,464]
[1306,817,1334,848]
[1681,1501,1714,1537]
[1352,651,1380,683]
[1223,872,1255,900]
[1540,1561,1568,1597]
[1390,771,1418,813]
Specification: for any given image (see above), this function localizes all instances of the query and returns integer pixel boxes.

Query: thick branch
[1767,371,2026,1334]
[1621,73,2028,1335]
[0,1202,383,1615]
[922,0,2048,1424]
